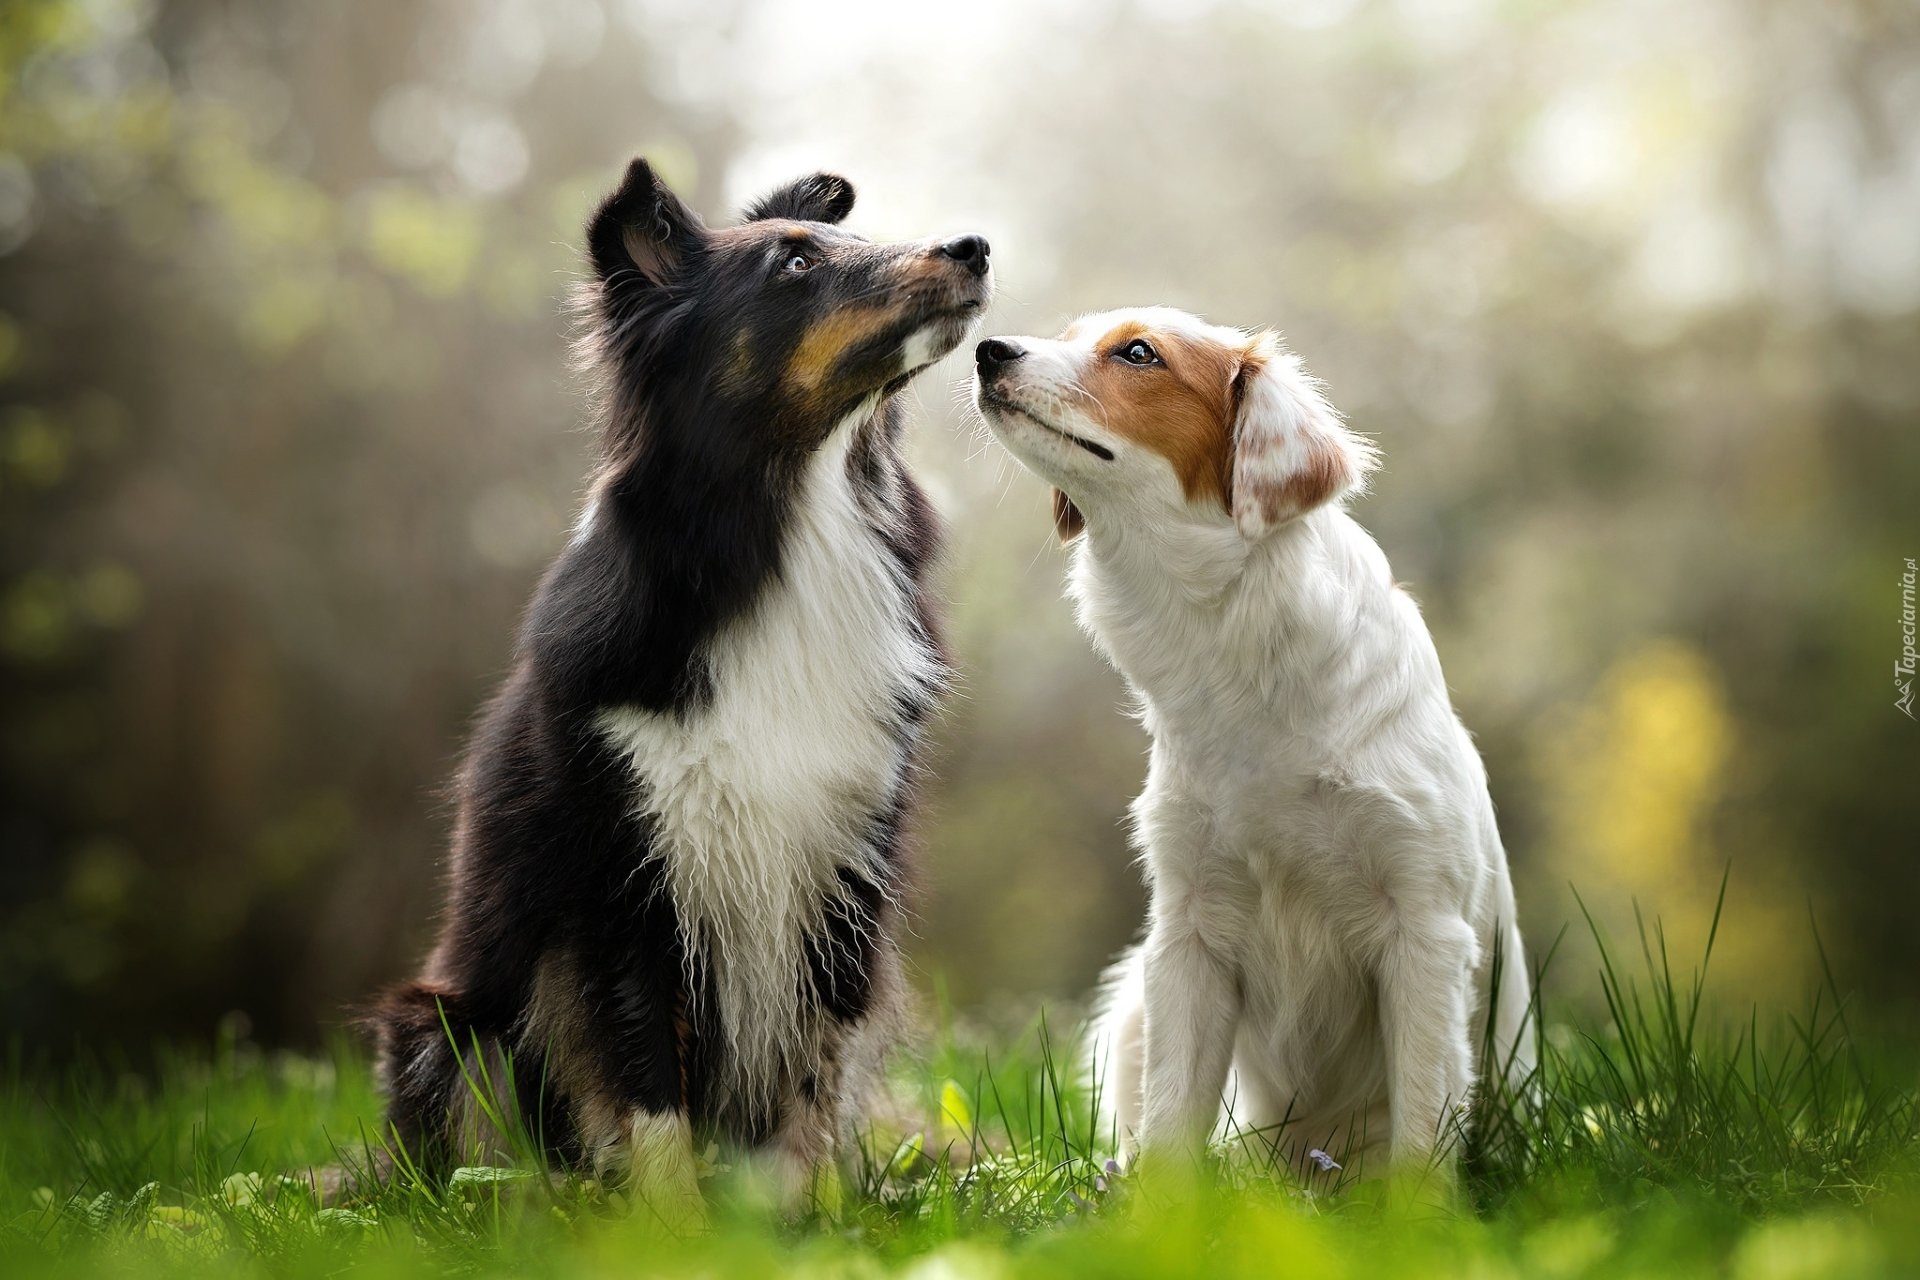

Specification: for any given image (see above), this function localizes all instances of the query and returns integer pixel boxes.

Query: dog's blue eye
[1118,339,1158,365]
[783,252,814,274]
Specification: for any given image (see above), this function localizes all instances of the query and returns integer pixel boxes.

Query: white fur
[899,328,941,376]
[610,1109,705,1233]
[569,494,600,546]
[596,407,940,1113]
[977,308,1534,1173]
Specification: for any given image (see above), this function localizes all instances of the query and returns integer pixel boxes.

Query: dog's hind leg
[371,980,519,1175]
[532,945,705,1232]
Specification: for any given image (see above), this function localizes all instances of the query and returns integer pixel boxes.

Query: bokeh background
[2,0,1916,1052]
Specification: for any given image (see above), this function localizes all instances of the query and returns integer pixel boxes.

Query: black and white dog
[372,159,991,1221]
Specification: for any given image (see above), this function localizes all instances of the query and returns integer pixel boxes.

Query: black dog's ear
[742,172,856,225]
[586,157,707,285]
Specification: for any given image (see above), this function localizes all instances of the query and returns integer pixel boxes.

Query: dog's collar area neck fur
[1079,508,1273,604]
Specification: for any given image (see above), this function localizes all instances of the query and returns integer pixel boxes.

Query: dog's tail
[1087,944,1146,1159]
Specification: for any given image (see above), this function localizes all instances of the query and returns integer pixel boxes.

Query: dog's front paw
[594,1109,708,1235]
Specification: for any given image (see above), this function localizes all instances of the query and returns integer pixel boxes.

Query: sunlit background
[2,0,1916,1051]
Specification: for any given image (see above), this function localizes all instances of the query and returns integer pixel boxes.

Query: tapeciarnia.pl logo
[1899,557,1917,720]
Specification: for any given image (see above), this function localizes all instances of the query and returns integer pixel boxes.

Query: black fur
[370,159,990,1179]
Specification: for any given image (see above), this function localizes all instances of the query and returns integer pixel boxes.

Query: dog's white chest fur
[596,427,934,1102]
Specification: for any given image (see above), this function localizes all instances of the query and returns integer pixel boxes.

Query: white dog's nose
[975,337,1025,370]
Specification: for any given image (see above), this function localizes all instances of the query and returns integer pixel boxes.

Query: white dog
[971,308,1534,1174]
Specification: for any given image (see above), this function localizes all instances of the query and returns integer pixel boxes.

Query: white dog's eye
[1117,338,1160,366]
[783,252,814,274]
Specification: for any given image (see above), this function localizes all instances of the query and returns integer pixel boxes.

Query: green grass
[4,905,1918,1279]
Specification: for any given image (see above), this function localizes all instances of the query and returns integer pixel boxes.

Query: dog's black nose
[940,234,991,276]
[976,338,1024,369]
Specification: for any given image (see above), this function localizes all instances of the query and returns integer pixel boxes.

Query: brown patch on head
[709,220,808,248]
[693,221,908,401]
[898,251,964,287]
[720,327,757,395]
[1051,487,1085,541]
[784,306,896,393]
[1077,321,1243,510]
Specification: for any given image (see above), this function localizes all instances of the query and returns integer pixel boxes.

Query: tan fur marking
[526,950,627,1158]
[898,253,960,285]
[720,328,757,395]
[525,953,589,1068]
[1079,323,1240,509]
[709,221,805,245]
[785,307,894,391]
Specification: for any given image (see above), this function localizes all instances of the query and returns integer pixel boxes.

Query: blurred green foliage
[0,0,1915,1051]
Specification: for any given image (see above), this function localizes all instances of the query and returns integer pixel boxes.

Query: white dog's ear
[1229,333,1378,539]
